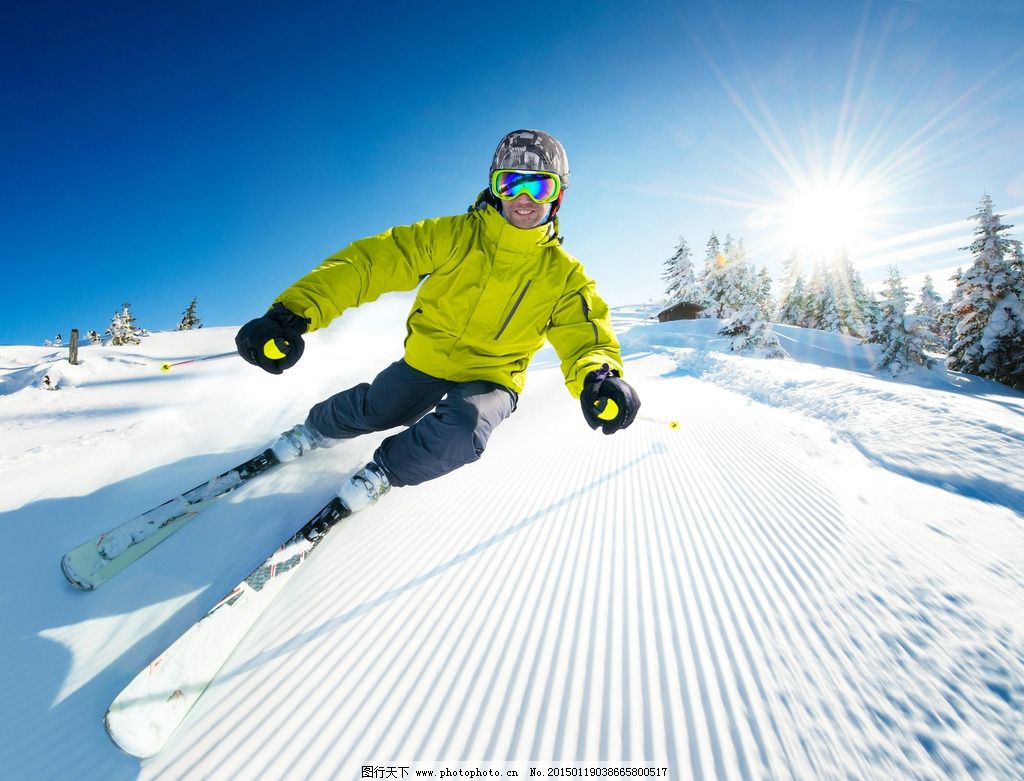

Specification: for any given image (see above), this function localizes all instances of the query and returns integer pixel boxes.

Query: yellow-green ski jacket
[275,203,623,397]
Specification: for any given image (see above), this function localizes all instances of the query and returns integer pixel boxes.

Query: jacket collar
[477,202,562,252]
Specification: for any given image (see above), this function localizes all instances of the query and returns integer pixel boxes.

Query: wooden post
[69,329,80,365]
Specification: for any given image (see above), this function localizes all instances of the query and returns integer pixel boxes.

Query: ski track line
[159,471,421,774]
[697,411,903,775]
[394,428,580,760]
[339,517,506,765]
[168,506,443,777]
[493,446,597,759]
[646,442,791,779]
[163,415,638,777]
[410,463,549,759]
[384,454,569,762]
[485,448,598,761]
[474,423,614,760]
[540,441,618,760]
[633,458,690,773]
[244,480,503,775]
[680,385,1024,778]
[380,460,538,760]
[672,391,896,778]
[668,428,767,780]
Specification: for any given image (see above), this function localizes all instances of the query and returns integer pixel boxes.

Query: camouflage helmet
[490,129,570,189]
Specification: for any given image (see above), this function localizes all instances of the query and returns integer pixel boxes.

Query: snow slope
[1,299,1023,780]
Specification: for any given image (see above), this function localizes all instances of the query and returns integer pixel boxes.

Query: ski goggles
[490,169,562,204]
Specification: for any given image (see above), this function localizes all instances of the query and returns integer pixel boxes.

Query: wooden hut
[657,301,702,322]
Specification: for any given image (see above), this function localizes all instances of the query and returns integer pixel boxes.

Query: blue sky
[3,0,1023,346]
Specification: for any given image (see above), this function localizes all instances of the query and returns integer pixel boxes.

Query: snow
[2,298,1023,779]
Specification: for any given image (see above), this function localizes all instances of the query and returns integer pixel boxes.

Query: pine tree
[719,301,788,358]
[755,267,776,319]
[805,263,840,331]
[106,303,145,346]
[939,268,962,352]
[778,253,810,327]
[661,239,702,305]
[87,330,103,345]
[778,275,809,326]
[701,233,726,318]
[914,275,945,352]
[704,232,721,265]
[866,266,932,374]
[947,195,1024,383]
[702,235,757,319]
[833,252,873,337]
[177,297,203,330]
[1005,245,1024,388]
[698,232,722,318]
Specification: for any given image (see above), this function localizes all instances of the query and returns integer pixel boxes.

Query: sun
[779,177,873,261]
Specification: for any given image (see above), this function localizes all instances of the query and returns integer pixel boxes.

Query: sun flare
[779,179,873,261]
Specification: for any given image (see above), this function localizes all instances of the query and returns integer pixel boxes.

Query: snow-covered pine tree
[87,329,103,345]
[1004,245,1024,388]
[778,275,809,326]
[805,263,840,331]
[705,232,721,265]
[702,235,757,319]
[939,268,962,352]
[106,303,145,346]
[719,301,788,358]
[701,235,783,354]
[755,266,776,319]
[177,297,203,330]
[947,195,1024,384]
[661,238,702,305]
[914,275,945,352]
[984,242,1024,388]
[866,265,932,374]
[833,252,873,337]
[698,232,722,318]
[777,253,810,327]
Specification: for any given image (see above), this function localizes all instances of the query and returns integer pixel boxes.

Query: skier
[235,129,640,513]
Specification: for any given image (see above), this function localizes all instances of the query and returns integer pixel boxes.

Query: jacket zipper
[495,281,532,339]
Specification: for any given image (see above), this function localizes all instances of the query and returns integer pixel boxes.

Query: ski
[61,449,281,590]
[105,495,350,758]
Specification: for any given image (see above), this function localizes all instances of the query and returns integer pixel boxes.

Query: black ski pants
[306,359,518,488]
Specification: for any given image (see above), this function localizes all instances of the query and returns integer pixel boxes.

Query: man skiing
[235,129,640,513]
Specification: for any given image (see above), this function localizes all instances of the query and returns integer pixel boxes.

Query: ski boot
[270,422,337,463]
[338,461,391,513]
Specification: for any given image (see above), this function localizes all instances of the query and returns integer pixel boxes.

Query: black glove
[235,302,309,374]
[580,364,640,434]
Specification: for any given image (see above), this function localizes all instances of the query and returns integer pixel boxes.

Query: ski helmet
[490,129,570,189]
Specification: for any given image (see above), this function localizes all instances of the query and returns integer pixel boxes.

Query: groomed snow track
[140,358,1024,780]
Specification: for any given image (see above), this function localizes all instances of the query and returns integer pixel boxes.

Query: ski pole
[638,414,680,430]
[593,399,680,430]
[160,351,237,373]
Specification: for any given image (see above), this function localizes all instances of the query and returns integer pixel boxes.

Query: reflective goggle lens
[490,170,561,204]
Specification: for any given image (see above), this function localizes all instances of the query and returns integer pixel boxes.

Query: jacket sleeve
[546,265,624,398]
[274,216,457,331]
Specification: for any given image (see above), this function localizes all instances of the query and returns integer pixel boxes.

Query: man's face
[501,192,551,230]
